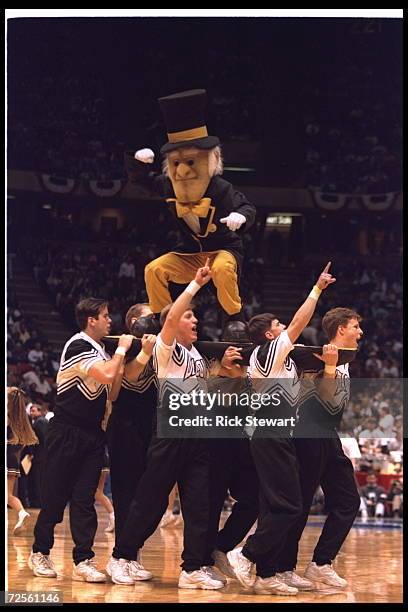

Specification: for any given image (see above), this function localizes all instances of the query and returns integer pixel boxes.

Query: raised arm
[286,262,336,344]
[160,259,212,346]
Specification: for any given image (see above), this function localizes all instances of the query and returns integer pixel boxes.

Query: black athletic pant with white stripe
[113,436,210,572]
[32,420,105,565]
[276,436,361,571]
[204,438,259,565]
[242,436,303,578]
[106,412,152,542]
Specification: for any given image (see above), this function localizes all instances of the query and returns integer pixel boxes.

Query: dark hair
[160,302,195,327]
[322,307,362,341]
[125,303,150,332]
[75,298,108,331]
[248,313,278,345]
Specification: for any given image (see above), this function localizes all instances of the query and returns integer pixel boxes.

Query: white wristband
[308,285,322,301]
[185,280,201,296]
[115,346,127,357]
[324,365,336,375]
[135,350,150,365]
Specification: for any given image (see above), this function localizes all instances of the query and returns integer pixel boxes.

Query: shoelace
[240,559,253,577]
[130,561,144,571]
[82,559,102,575]
[118,559,132,577]
[38,554,54,570]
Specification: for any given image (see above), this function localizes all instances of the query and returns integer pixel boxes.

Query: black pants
[106,413,152,543]
[32,421,105,565]
[276,436,361,571]
[242,437,302,578]
[28,458,45,508]
[204,438,259,565]
[113,436,210,572]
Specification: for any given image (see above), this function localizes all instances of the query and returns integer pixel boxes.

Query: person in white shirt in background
[359,418,385,445]
[378,404,395,437]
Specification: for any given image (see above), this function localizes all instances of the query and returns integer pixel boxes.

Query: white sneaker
[28,551,57,578]
[105,513,115,533]
[304,561,347,588]
[202,565,227,585]
[159,509,178,528]
[106,557,135,585]
[129,560,153,581]
[227,547,256,588]
[254,576,298,595]
[178,569,225,590]
[14,510,30,535]
[212,550,236,579]
[72,559,106,582]
[276,571,314,591]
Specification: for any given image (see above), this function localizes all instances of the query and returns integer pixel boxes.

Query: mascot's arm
[124,149,169,198]
[226,183,256,232]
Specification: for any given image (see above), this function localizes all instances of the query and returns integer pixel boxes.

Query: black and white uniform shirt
[112,359,158,438]
[294,363,350,438]
[153,333,214,387]
[54,331,111,429]
[248,330,300,436]
[152,333,219,418]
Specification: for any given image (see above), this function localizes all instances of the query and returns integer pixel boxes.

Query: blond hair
[7,387,38,446]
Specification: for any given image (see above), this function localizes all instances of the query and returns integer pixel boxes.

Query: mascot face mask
[167,147,213,204]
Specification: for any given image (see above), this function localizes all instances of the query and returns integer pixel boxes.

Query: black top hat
[158,89,220,155]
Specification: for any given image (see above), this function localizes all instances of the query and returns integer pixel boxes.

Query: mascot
[125,89,256,337]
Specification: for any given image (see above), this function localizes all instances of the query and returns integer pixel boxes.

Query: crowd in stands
[7,293,58,410]
[8,20,401,193]
[302,62,401,193]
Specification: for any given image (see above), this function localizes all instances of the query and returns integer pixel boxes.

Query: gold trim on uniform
[197,205,217,238]
[167,126,208,143]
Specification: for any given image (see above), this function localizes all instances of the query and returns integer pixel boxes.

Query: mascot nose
[176,163,194,179]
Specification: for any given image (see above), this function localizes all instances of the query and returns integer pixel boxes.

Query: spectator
[378,405,395,437]
[359,418,385,445]
[118,255,136,296]
[387,479,403,518]
[34,372,54,403]
[360,473,387,518]
[27,342,44,366]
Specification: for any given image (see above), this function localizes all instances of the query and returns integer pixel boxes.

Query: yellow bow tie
[168,198,212,219]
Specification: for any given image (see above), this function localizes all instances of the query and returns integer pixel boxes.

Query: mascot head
[159,89,222,203]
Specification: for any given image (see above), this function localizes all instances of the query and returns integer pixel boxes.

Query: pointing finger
[323,261,331,274]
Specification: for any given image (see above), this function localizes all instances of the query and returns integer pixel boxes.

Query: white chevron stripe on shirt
[60,349,99,371]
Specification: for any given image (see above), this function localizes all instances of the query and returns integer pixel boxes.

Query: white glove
[220,212,246,231]
[135,148,155,164]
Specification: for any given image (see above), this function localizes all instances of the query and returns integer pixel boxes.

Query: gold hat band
[167,125,208,143]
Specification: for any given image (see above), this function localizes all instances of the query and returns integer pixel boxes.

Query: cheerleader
[7,387,38,534]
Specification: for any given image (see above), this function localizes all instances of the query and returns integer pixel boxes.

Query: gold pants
[144,250,242,315]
